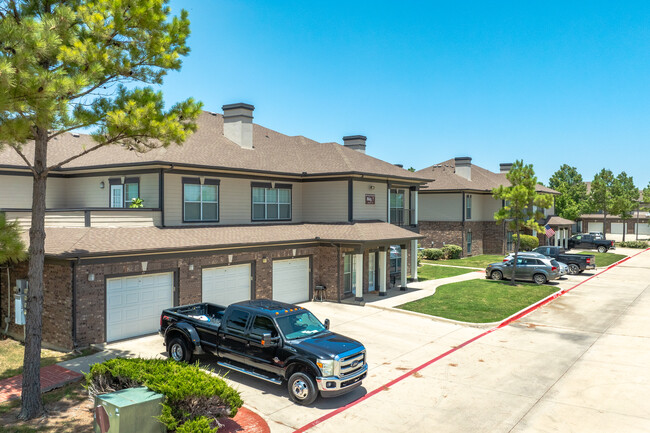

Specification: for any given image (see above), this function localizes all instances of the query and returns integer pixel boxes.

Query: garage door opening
[273,258,310,304]
[202,263,252,306]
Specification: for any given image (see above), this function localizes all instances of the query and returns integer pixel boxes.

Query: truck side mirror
[324,319,330,330]
[261,333,278,347]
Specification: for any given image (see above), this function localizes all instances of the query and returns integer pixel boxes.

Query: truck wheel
[533,274,547,285]
[490,270,503,281]
[168,337,192,363]
[598,246,607,253]
[568,264,580,275]
[287,372,317,405]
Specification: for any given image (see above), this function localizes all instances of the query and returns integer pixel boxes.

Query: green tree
[548,164,588,221]
[493,160,554,285]
[589,169,616,240]
[611,172,639,242]
[0,0,202,419]
[0,214,27,264]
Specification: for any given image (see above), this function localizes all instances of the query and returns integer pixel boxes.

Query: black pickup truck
[160,299,367,405]
[533,246,596,274]
[567,234,616,253]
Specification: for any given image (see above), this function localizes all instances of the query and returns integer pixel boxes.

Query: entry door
[368,252,376,291]
[273,258,310,304]
[106,272,173,342]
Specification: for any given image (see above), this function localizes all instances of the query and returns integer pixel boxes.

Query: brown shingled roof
[31,222,423,258]
[0,112,430,183]
[416,159,559,194]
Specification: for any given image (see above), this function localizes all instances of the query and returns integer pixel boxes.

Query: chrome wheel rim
[491,271,501,280]
[292,379,309,400]
[171,344,183,361]
[534,275,545,284]
[568,264,579,275]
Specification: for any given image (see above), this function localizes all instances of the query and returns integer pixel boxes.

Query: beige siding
[471,193,501,221]
[46,178,68,208]
[353,180,387,221]
[0,175,66,209]
[91,211,161,227]
[418,193,462,221]
[65,173,159,208]
[5,211,85,229]
[302,181,348,222]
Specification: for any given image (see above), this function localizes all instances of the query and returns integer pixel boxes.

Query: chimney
[343,135,367,153]
[500,163,513,173]
[454,157,472,180]
[222,103,255,149]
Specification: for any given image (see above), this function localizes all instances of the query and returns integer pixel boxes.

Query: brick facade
[419,220,506,256]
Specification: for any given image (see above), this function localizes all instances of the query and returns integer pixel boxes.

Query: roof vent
[71,133,80,138]
[342,135,367,154]
[394,163,404,168]
[500,162,513,173]
[454,157,472,180]
[222,103,255,149]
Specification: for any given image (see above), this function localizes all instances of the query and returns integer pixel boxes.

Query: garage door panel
[637,223,650,235]
[202,264,251,306]
[106,272,173,342]
[273,258,310,304]
[589,222,604,233]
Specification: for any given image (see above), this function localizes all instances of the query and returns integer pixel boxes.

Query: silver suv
[503,252,568,276]
[486,256,561,284]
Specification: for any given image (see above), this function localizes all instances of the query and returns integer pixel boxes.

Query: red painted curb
[293,248,649,433]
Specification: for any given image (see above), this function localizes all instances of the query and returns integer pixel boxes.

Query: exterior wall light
[99,181,105,189]
[141,261,148,272]
[88,273,95,282]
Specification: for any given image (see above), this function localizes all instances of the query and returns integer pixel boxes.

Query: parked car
[588,231,604,239]
[502,252,568,276]
[160,299,367,405]
[486,256,561,284]
[567,234,615,253]
[532,246,596,274]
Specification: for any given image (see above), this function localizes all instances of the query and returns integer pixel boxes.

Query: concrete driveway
[77,249,650,432]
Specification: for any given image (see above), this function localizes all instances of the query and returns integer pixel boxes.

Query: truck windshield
[276,312,326,340]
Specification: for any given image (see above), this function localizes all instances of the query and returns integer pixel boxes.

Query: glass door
[368,252,376,291]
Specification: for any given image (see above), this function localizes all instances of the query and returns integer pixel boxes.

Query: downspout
[71,260,78,349]
[2,265,10,335]
[461,192,466,255]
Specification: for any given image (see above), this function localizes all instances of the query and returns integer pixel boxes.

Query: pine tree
[0,0,202,419]
[589,169,615,240]
[493,160,554,285]
[0,214,27,264]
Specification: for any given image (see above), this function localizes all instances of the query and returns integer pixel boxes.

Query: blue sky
[161,1,650,188]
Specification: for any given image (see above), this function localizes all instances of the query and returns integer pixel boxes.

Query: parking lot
[99,249,650,433]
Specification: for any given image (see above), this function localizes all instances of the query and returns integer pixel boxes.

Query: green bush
[86,358,243,432]
[618,240,649,248]
[442,244,462,259]
[422,248,444,260]
[515,234,539,251]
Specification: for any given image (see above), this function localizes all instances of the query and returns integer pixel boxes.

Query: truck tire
[568,264,580,275]
[287,371,318,405]
[490,270,503,281]
[533,274,547,285]
[168,337,192,363]
[598,246,607,253]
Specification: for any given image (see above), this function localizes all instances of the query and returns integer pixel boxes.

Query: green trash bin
[94,386,166,433]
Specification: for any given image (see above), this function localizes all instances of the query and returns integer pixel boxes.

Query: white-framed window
[466,194,472,220]
[252,183,291,221]
[466,230,472,255]
[183,177,219,222]
[109,178,139,208]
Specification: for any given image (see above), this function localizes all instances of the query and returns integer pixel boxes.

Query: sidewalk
[0,365,83,403]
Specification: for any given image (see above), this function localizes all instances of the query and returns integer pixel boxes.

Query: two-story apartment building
[416,158,560,256]
[0,104,429,350]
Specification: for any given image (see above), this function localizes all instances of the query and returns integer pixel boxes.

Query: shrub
[442,244,462,260]
[618,240,649,248]
[422,248,444,260]
[515,234,539,251]
[86,358,243,432]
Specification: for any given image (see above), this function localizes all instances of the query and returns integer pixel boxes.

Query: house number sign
[365,194,375,205]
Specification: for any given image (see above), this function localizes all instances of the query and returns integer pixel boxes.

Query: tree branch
[46,130,131,172]
[48,121,103,140]
[8,144,36,176]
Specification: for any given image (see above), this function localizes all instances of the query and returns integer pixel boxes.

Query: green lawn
[422,254,504,269]
[578,252,627,268]
[416,265,476,282]
[0,338,95,381]
[398,279,558,323]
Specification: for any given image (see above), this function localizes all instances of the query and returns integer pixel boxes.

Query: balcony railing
[390,208,416,227]
[3,208,161,229]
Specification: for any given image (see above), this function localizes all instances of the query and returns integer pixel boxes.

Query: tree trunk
[602,211,607,240]
[622,219,626,242]
[510,224,520,286]
[19,128,47,420]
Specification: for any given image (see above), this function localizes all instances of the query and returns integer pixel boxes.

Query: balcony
[389,208,416,228]
[4,208,161,229]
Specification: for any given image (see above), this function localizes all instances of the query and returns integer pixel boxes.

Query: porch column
[410,239,418,282]
[400,246,408,289]
[555,230,559,246]
[354,253,364,301]
[378,251,387,296]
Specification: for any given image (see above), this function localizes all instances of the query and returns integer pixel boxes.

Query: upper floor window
[183,177,219,222]
[466,194,472,219]
[252,183,291,221]
[109,178,139,208]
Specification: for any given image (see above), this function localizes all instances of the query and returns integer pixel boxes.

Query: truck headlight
[317,359,335,377]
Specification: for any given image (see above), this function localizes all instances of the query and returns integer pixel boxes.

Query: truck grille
[339,349,366,378]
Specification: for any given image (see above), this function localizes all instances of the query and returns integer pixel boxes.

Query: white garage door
[611,223,626,234]
[202,264,251,306]
[273,258,310,304]
[589,222,604,233]
[106,272,173,342]
[636,223,650,235]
